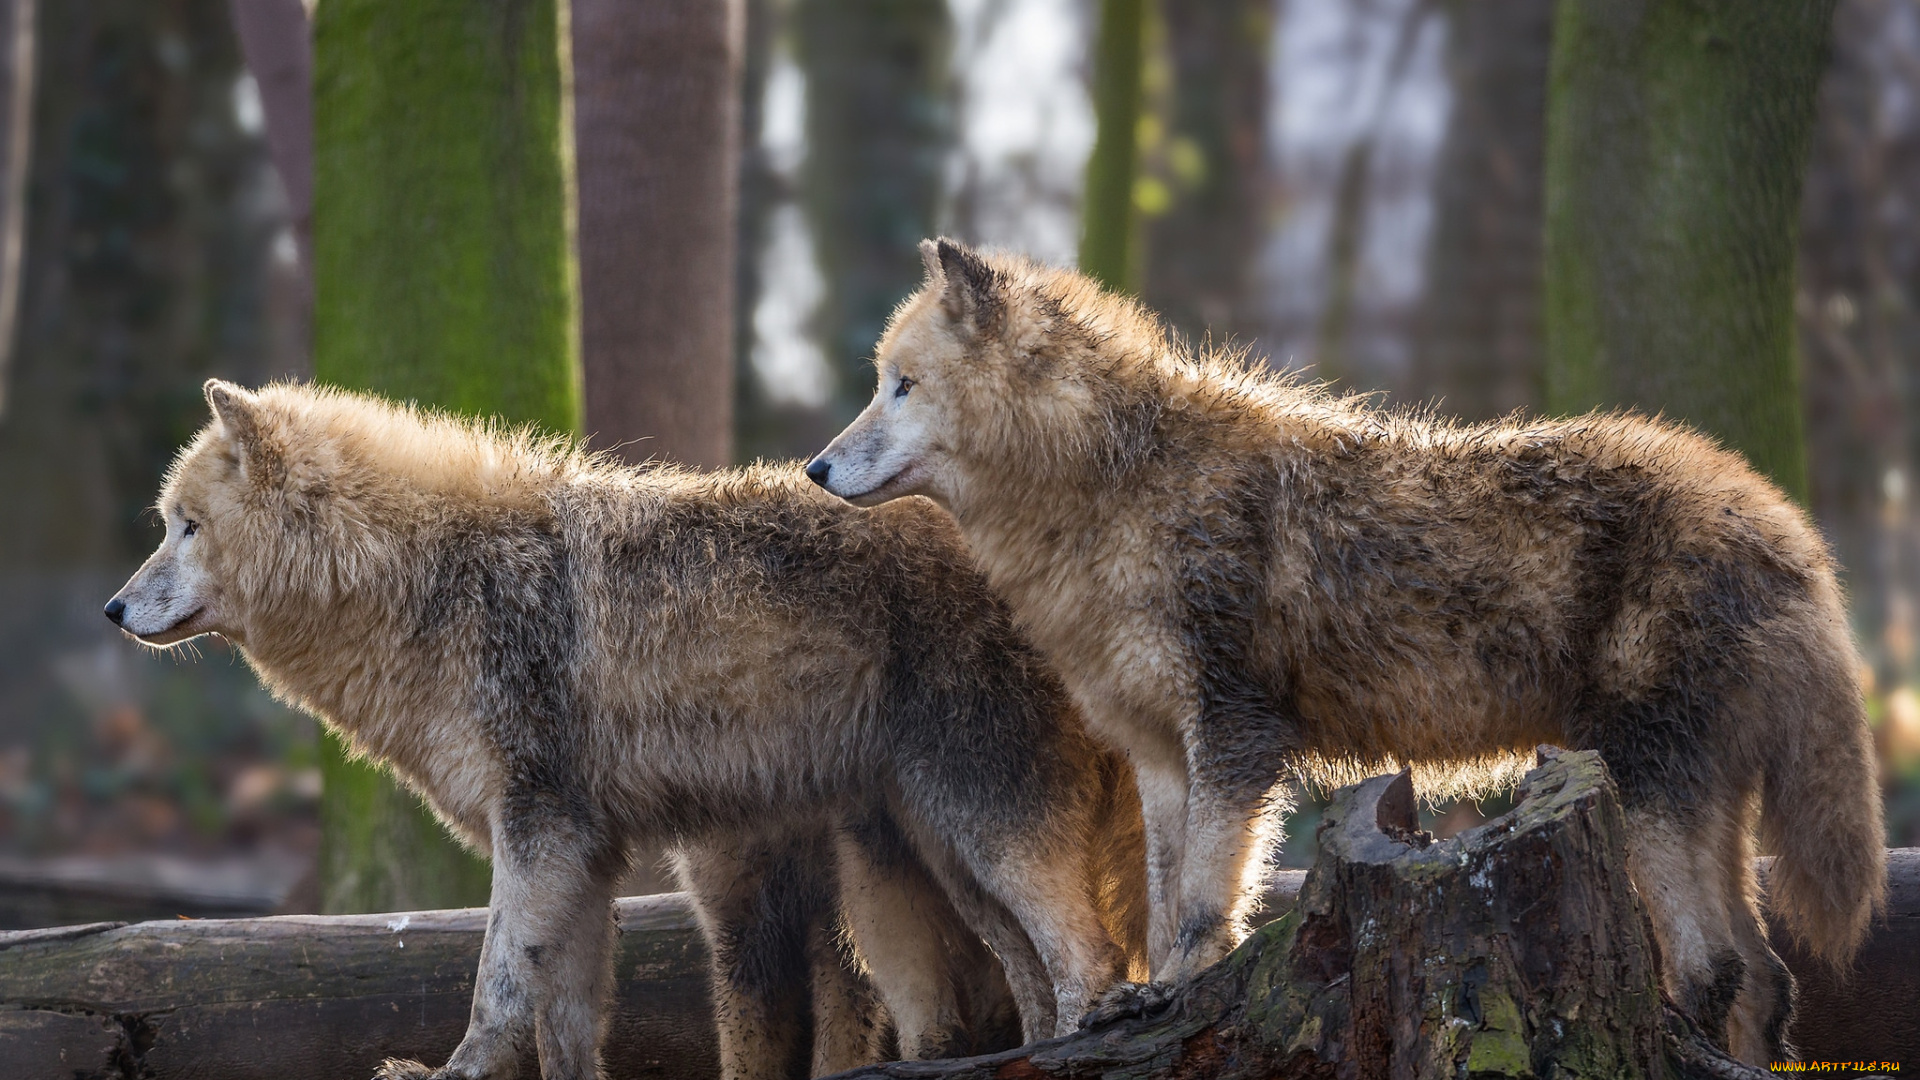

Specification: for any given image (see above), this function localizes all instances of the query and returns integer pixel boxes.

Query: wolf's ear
[205,380,261,447]
[204,379,284,484]
[919,237,1003,339]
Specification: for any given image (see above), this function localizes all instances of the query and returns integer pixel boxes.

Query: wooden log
[828,750,1772,1079]
[0,894,716,1080]
[1,806,1913,1077]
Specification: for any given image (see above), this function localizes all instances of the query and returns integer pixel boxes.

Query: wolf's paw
[1079,980,1176,1029]
[373,1059,470,1080]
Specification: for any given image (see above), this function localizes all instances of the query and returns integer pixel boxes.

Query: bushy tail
[1086,750,1151,980]
[1760,630,1886,969]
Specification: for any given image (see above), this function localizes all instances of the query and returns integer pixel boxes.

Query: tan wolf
[106,380,1147,1080]
[806,238,1886,1064]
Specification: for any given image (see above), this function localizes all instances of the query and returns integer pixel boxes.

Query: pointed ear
[919,237,1003,338]
[204,379,287,487]
[205,380,262,449]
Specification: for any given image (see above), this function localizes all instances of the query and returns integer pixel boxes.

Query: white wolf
[109,380,1147,1080]
[807,238,1884,1064]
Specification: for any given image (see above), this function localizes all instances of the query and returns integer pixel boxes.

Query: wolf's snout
[805,458,831,488]
[103,598,126,626]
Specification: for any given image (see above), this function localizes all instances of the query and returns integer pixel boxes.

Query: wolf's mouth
[844,461,928,507]
[135,606,209,646]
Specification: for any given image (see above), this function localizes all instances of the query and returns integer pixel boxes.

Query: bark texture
[2,816,1915,1076]
[0,894,716,1080]
[1543,0,1835,500]
[571,0,740,469]
[310,0,578,431]
[827,751,1770,1080]
[309,0,581,914]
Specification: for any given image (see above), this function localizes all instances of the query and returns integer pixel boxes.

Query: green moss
[309,0,580,913]
[1080,0,1147,292]
[1543,0,1834,502]
[312,0,581,433]
[1463,990,1533,1077]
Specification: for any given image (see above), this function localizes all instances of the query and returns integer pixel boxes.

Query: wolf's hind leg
[1624,805,1750,1053]
[675,837,827,1080]
[807,908,884,1075]
[837,826,973,1059]
[912,792,1127,1038]
[1720,807,1797,1065]
[925,854,1059,1042]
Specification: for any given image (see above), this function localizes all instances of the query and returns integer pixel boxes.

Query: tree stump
[832,748,1763,1080]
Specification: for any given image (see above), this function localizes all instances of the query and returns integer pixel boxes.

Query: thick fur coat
[108,381,1147,1080]
[807,238,1887,1065]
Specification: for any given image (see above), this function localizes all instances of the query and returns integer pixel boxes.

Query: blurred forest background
[1,0,1918,924]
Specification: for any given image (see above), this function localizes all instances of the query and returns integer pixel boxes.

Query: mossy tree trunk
[1079,0,1147,294]
[310,0,580,914]
[1542,0,1835,502]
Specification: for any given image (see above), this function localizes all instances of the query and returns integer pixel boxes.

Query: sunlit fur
[110,380,1148,1080]
[808,239,1887,1066]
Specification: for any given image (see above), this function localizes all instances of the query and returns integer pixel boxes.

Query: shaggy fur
[807,238,1888,1066]
[107,380,1148,1080]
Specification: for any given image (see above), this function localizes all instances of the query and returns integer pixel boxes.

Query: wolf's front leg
[386,815,621,1080]
[1129,750,1190,973]
[1158,706,1293,985]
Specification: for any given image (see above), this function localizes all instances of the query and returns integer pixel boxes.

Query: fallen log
[0,893,716,1080]
[1,760,1913,1079]
[829,750,1913,1080]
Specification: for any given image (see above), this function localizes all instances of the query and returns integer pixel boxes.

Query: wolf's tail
[1087,750,1151,979]
[1759,618,1886,969]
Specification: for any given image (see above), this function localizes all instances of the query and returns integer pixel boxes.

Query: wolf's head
[806,238,1167,512]
[105,380,377,648]
[108,380,575,651]
[106,382,290,646]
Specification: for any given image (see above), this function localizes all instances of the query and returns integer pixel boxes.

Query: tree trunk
[226,0,309,274]
[831,750,1767,1079]
[1079,0,1146,294]
[1542,0,1835,501]
[1139,0,1268,350]
[1792,0,1920,691]
[309,0,580,914]
[792,0,951,423]
[1409,0,1552,422]
[0,0,32,415]
[571,0,740,470]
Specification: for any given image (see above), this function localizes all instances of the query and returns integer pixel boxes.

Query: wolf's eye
[183,519,199,537]
[894,376,915,399]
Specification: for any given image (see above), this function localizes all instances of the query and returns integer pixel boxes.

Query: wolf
[806,238,1887,1064]
[106,380,1147,1080]
[669,806,1029,1075]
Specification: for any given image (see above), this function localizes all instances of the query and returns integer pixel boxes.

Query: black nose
[103,598,126,626]
[805,458,831,487]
